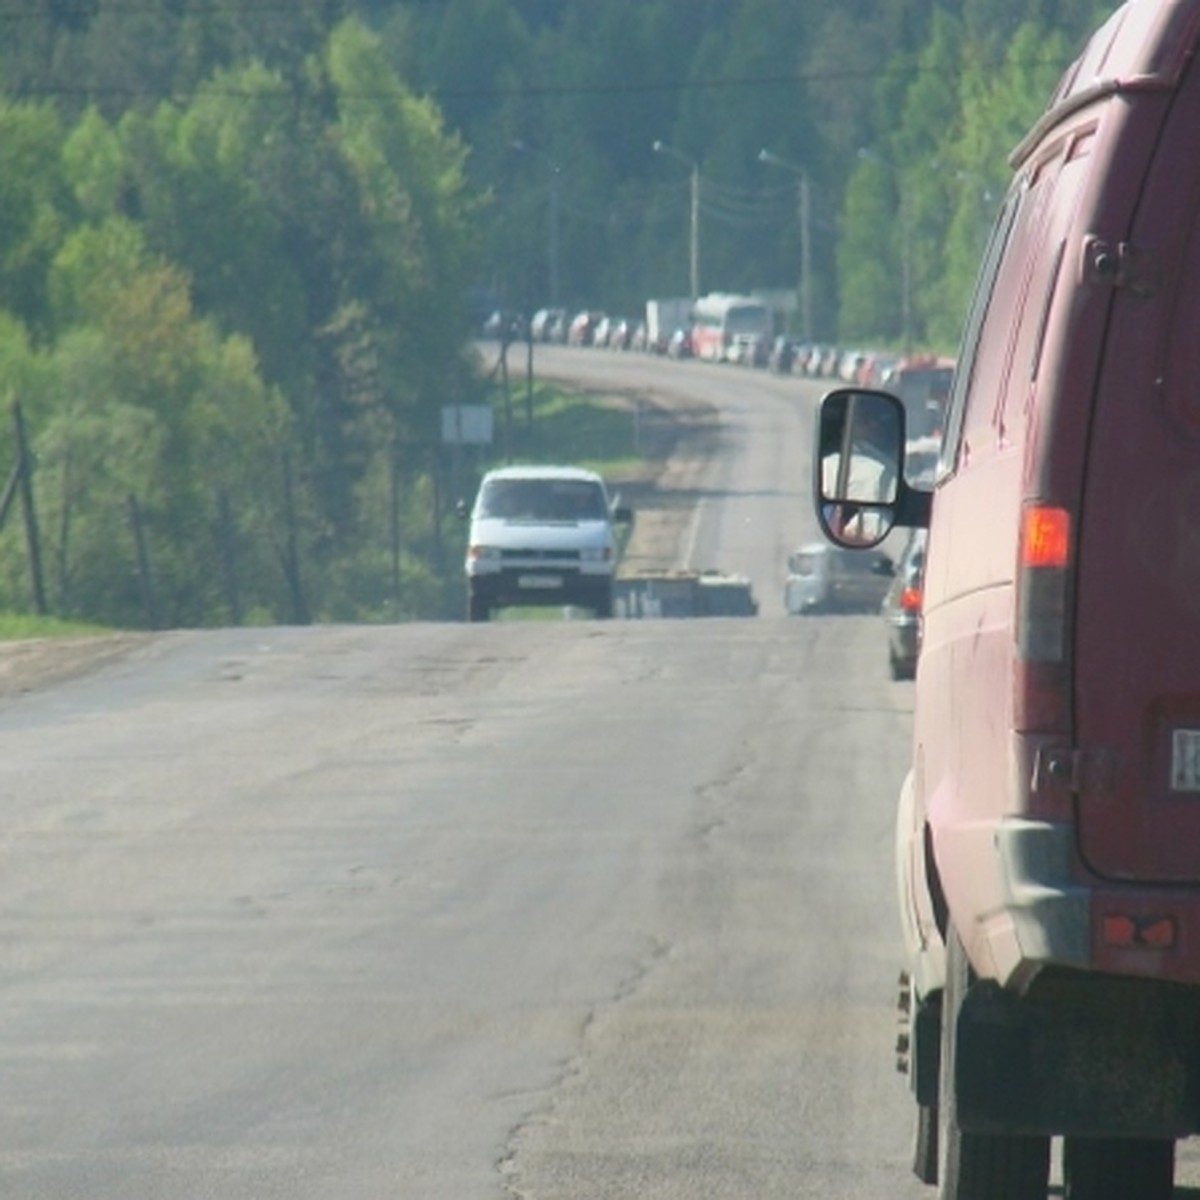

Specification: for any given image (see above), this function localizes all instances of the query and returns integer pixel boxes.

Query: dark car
[530,307,567,343]
[482,309,526,341]
[607,317,635,350]
[881,528,927,680]
[768,335,797,374]
[728,331,770,368]
[666,327,693,358]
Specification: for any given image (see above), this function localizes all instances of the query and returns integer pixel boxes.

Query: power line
[0,3,307,16]
[0,49,1076,104]
[4,73,809,103]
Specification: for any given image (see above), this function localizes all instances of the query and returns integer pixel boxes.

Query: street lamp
[758,148,813,343]
[512,139,560,306]
[653,140,700,302]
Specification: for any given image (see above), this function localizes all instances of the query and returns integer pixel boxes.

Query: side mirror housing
[813,388,932,548]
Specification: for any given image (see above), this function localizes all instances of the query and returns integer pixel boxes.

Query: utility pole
[688,159,700,302]
[798,171,813,343]
[759,149,813,342]
[654,141,701,302]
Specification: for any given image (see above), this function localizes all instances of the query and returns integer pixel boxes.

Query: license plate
[1171,729,1200,791]
[518,574,563,590]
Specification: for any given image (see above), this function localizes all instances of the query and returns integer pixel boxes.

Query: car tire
[467,589,490,622]
[913,1098,939,1185]
[1062,1136,1174,1200]
[937,926,1050,1200]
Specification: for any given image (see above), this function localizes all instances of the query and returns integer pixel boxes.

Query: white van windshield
[479,478,608,521]
[789,552,820,576]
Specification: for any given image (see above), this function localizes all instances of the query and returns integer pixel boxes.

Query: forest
[0,0,1112,627]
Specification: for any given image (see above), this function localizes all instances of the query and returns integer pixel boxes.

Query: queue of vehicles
[502,293,947,655]
[489,296,953,400]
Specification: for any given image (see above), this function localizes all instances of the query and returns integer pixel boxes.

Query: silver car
[880,528,927,679]
[783,542,894,616]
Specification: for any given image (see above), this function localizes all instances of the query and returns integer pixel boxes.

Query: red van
[815,3,1200,1198]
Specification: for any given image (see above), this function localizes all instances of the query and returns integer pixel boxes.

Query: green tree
[110,69,313,401]
[327,17,478,442]
[837,153,900,341]
[43,217,290,626]
[0,100,76,341]
[930,18,1074,346]
[891,9,965,350]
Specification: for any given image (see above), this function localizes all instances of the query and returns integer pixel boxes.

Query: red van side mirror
[814,388,932,548]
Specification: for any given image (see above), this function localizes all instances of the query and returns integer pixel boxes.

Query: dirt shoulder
[539,381,722,577]
[614,393,721,577]
[0,632,153,700]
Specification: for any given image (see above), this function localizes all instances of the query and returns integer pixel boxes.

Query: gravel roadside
[0,632,153,700]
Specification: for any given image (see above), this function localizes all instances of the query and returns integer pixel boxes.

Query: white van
[463,465,631,621]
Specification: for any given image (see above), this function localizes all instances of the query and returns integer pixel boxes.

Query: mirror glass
[820,502,887,547]
[819,390,903,505]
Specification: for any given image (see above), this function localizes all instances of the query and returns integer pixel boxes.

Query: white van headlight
[579,546,613,563]
[468,545,502,562]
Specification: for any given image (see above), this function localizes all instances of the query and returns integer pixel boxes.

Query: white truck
[644,297,693,354]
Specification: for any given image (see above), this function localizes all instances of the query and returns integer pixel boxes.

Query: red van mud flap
[954,972,1200,1137]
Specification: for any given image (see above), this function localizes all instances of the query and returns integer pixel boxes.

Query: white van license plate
[1171,729,1200,791]
[518,574,562,589]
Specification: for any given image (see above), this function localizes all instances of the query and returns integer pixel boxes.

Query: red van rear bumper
[992,817,1200,987]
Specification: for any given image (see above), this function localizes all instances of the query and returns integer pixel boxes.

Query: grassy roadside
[475,380,646,480]
[0,381,663,639]
[0,615,113,641]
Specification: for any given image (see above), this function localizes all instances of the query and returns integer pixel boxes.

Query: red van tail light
[900,586,923,612]
[1018,505,1071,660]
[1022,506,1071,570]
[1015,504,1072,731]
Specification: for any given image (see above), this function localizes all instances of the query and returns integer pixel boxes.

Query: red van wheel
[937,927,1050,1200]
[913,1099,938,1184]
[1062,1136,1174,1200]
[467,589,491,622]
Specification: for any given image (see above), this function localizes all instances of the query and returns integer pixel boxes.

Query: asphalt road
[0,349,1123,1199]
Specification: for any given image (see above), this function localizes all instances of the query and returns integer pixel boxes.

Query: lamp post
[653,140,700,302]
[758,148,813,343]
[512,139,560,306]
